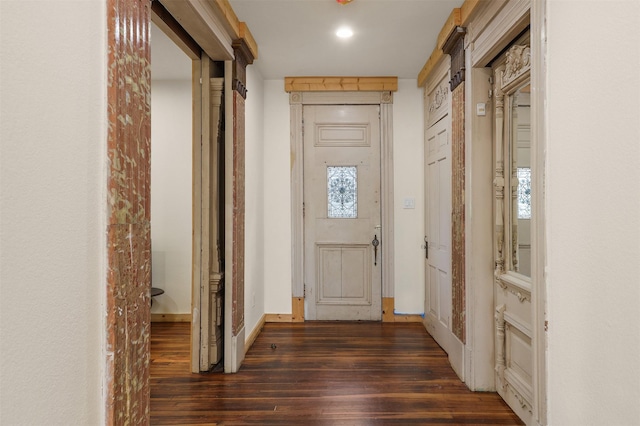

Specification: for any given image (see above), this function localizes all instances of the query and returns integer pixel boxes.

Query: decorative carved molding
[232,38,255,100]
[497,276,532,303]
[381,91,393,104]
[428,84,449,113]
[507,385,533,414]
[495,304,506,390]
[442,26,467,91]
[501,45,531,89]
[289,92,302,104]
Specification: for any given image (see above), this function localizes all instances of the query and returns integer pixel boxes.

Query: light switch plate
[403,198,415,209]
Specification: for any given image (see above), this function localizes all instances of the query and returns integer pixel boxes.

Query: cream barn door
[303,105,382,321]
[424,116,453,354]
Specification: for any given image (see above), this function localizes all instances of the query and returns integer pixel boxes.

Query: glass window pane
[327,166,357,218]
[517,167,531,219]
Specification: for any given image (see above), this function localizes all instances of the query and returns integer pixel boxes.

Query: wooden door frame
[289,90,395,321]
[465,0,547,423]
[151,1,256,374]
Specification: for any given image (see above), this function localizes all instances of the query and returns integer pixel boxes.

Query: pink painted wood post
[106,0,152,423]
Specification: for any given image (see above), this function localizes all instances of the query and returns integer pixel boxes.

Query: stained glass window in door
[517,167,531,219]
[327,166,357,218]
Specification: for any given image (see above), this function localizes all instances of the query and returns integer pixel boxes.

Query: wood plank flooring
[151,322,523,425]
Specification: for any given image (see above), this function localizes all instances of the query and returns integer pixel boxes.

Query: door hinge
[302,202,305,217]
[303,284,306,297]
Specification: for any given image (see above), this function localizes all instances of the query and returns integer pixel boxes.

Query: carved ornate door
[493,41,534,425]
[303,104,382,321]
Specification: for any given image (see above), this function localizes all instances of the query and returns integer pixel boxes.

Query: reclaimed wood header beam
[284,76,398,92]
[417,0,481,87]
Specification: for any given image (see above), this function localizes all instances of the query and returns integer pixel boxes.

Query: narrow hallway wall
[244,65,266,334]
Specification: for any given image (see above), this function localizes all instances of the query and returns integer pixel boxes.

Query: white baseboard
[245,314,266,355]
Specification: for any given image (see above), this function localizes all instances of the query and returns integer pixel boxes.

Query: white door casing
[303,105,382,320]
[424,115,453,354]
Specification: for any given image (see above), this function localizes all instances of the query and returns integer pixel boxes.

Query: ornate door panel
[493,41,534,425]
[303,105,382,320]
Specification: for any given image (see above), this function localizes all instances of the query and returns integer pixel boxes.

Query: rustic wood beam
[417,0,482,87]
[284,76,398,92]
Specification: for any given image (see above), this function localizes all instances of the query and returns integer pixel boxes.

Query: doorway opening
[150,5,227,375]
[288,89,396,322]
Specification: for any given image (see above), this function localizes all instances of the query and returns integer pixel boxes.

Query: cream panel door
[424,117,453,353]
[304,105,381,321]
[493,45,534,425]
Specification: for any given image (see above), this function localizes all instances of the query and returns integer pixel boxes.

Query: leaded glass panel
[517,167,531,219]
[327,166,357,218]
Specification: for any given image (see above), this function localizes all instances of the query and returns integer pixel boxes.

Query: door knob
[422,236,429,259]
[372,235,380,266]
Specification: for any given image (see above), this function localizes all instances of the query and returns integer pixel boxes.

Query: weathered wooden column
[105,0,152,423]
[226,36,255,372]
[443,26,467,344]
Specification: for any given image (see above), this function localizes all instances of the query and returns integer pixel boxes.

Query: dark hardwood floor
[151,321,523,425]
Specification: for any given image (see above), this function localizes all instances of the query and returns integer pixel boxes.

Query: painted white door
[303,104,382,321]
[424,117,453,353]
[493,46,534,425]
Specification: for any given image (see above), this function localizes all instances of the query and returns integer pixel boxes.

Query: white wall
[0,1,105,424]
[392,79,425,314]
[261,80,425,315]
[263,80,293,314]
[244,66,266,333]
[150,79,192,315]
[546,1,640,424]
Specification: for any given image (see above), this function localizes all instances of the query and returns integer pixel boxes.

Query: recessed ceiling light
[336,27,354,39]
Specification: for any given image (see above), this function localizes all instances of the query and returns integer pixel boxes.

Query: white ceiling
[151,0,464,81]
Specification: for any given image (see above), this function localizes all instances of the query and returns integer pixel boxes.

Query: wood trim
[437,8,462,51]
[418,48,445,88]
[159,0,234,60]
[382,297,395,322]
[265,314,294,322]
[245,314,266,354]
[418,0,483,87]
[151,1,200,60]
[211,0,241,39]
[393,315,424,323]
[284,77,398,93]
[289,98,304,298]
[292,297,305,322]
[239,22,258,60]
[190,58,203,374]
[461,0,482,26]
[382,298,423,322]
[530,1,547,422]
[151,313,192,322]
[470,0,530,67]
